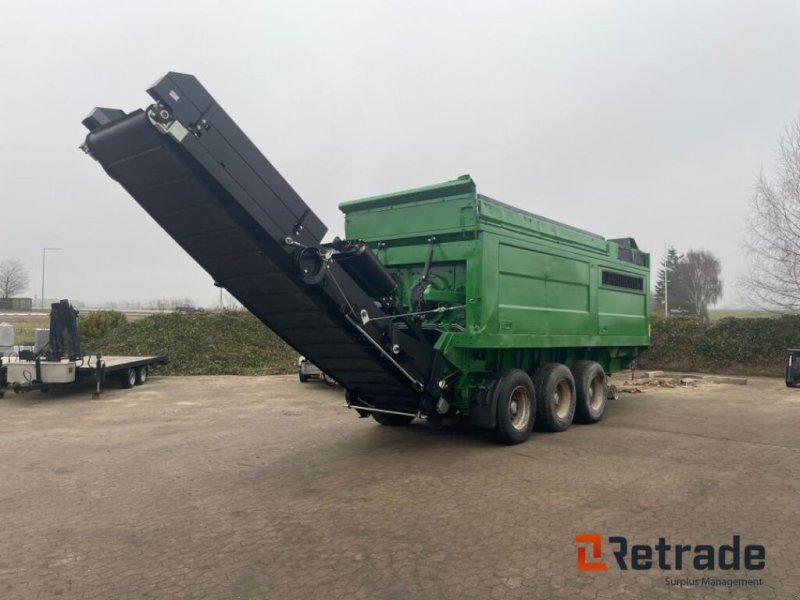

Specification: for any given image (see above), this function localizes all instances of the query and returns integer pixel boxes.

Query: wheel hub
[589,376,605,410]
[508,385,532,432]
[554,380,572,419]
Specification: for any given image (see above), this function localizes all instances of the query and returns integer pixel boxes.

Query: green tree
[78,310,127,347]
[653,246,683,311]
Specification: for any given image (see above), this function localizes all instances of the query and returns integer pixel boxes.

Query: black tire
[120,368,136,389]
[491,369,536,445]
[533,363,576,432]
[135,365,148,385]
[372,412,415,426]
[298,372,310,383]
[572,361,608,424]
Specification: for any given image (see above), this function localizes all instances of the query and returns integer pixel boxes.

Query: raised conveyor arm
[82,72,445,415]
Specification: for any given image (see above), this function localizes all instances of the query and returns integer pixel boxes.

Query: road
[0,375,798,599]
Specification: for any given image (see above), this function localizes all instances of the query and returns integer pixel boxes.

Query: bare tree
[0,259,29,298]
[743,117,800,310]
[675,250,723,319]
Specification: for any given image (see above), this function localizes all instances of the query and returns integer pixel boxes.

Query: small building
[0,298,33,311]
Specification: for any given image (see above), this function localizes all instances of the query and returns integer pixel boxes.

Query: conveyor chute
[82,72,444,416]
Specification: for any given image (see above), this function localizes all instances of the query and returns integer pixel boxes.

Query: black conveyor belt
[83,73,439,412]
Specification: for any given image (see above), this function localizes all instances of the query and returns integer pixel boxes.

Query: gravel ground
[0,374,797,599]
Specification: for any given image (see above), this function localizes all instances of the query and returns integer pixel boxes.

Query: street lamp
[41,247,62,309]
[663,244,673,318]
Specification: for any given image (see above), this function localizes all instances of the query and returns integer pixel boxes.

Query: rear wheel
[533,363,576,432]
[120,368,136,389]
[298,372,310,383]
[135,365,148,385]
[491,369,536,445]
[572,361,608,424]
[372,412,415,426]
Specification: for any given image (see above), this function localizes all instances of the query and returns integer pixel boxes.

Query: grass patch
[89,311,297,376]
[0,315,49,346]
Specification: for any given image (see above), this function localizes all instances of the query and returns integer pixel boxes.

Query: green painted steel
[340,175,650,411]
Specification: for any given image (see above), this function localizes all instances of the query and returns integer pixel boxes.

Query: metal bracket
[344,314,424,392]
[420,236,437,282]
[147,107,189,142]
[292,208,311,237]
[344,400,419,419]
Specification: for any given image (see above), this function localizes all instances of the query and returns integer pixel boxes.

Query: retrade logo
[575,534,608,571]
[575,535,765,572]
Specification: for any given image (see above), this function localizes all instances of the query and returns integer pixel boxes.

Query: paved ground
[0,374,797,599]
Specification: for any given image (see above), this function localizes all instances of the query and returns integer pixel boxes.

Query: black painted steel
[331,240,398,299]
[82,73,442,413]
[47,299,82,361]
[786,349,800,388]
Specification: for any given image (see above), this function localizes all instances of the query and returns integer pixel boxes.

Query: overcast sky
[1,0,798,308]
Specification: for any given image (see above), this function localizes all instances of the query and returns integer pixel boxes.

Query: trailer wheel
[135,365,148,385]
[372,412,415,426]
[533,363,576,432]
[491,369,536,445]
[572,361,608,424]
[120,368,136,389]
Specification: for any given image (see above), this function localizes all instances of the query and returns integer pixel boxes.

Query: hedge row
[636,316,797,376]
[84,311,796,377]
[87,311,297,376]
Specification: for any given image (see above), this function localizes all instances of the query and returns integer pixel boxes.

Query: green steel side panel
[597,287,649,337]
[340,176,476,213]
[472,232,648,347]
[497,243,591,336]
[343,194,477,242]
[444,333,648,348]
[341,175,650,269]
[375,240,477,266]
[476,196,609,255]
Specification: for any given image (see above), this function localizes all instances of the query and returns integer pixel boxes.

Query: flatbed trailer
[1,354,167,397]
